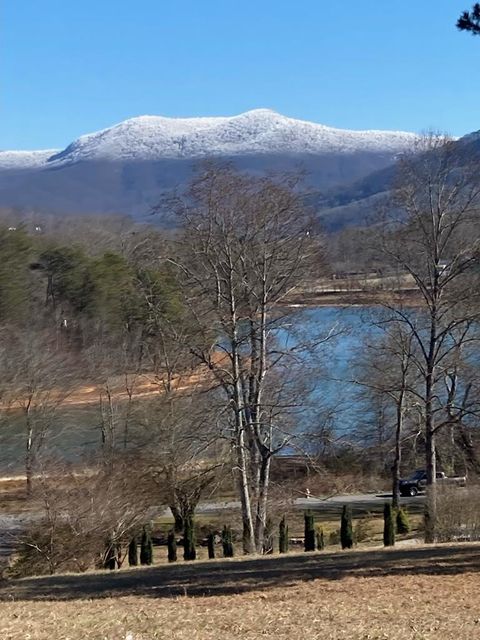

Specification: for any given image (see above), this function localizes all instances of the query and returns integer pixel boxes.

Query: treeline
[0,219,182,349]
[3,139,480,576]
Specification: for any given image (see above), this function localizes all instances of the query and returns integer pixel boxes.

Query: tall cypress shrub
[183,516,196,561]
[279,516,289,553]
[222,525,234,558]
[140,527,153,565]
[128,536,138,566]
[316,526,325,551]
[167,530,177,563]
[304,511,316,552]
[383,503,395,547]
[340,505,353,549]
[207,533,216,559]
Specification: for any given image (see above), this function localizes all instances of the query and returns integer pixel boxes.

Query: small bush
[328,528,340,546]
[316,525,325,550]
[354,517,373,544]
[435,487,480,542]
[396,507,410,535]
[8,522,99,578]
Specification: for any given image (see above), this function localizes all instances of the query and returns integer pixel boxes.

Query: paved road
[196,493,425,520]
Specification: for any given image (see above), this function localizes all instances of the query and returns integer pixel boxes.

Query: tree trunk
[392,396,404,510]
[424,375,437,543]
[25,416,33,496]
[235,429,255,554]
[169,504,184,533]
[254,454,271,552]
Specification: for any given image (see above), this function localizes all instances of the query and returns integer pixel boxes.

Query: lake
[0,306,379,475]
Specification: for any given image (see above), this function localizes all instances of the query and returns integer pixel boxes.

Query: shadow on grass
[2,543,479,602]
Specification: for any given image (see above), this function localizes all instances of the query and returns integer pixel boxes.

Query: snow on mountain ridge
[1,110,418,170]
[48,109,418,164]
[0,149,59,170]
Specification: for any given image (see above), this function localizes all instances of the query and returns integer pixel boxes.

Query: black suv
[399,469,434,496]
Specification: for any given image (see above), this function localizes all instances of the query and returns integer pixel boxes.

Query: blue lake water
[281,306,379,440]
[0,306,378,474]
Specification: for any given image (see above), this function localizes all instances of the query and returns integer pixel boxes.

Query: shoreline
[284,286,422,308]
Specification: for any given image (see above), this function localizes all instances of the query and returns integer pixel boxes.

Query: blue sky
[2,0,479,149]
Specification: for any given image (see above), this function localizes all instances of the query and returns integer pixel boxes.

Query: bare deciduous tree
[379,134,480,540]
[354,323,418,508]
[0,329,74,494]
[167,165,330,553]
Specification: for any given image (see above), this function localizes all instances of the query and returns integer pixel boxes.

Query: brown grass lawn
[1,543,480,639]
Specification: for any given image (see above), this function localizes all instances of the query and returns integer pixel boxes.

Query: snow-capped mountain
[1,109,417,168]
[45,109,417,164]
[0,109,419,226]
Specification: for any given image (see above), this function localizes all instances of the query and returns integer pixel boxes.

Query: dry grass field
[1,543,480,639]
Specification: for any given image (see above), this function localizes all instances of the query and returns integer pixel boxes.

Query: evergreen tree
[457,4,480,35]
[304,511,316,552]
[383,503,395,547]
[183,516,196,561]
[316,526,325,551]
[140,526,153,565]
[128,536,138,566]
[167,530,177,563]
[0,228,34,323]
[90,252,139,333]
[396,507,410,535]
[340,505,353,549]
[279,516,289,554]
[37,246,94,315]
[207,533,216,559]
[222,525,234,558]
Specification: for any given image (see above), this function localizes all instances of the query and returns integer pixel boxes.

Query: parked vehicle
[399,469,467,497]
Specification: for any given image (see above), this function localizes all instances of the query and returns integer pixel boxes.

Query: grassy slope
[1,543,479,639]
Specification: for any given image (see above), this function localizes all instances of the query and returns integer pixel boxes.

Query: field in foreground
[1,543,480,639]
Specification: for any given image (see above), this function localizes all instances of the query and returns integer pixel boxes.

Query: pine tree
[140,527,153,565]
[316,526,325,551]
[128,536,138,566]
[396,507,410,535]
[222,525,234,558]
[279,516,289,553]
[167,530,177,563]
[304,511,316,552]
[340,505,353,549]
[207,533,216,559]
[383,503,395,547]
[457,3,480,35]
[183,516,196,561]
